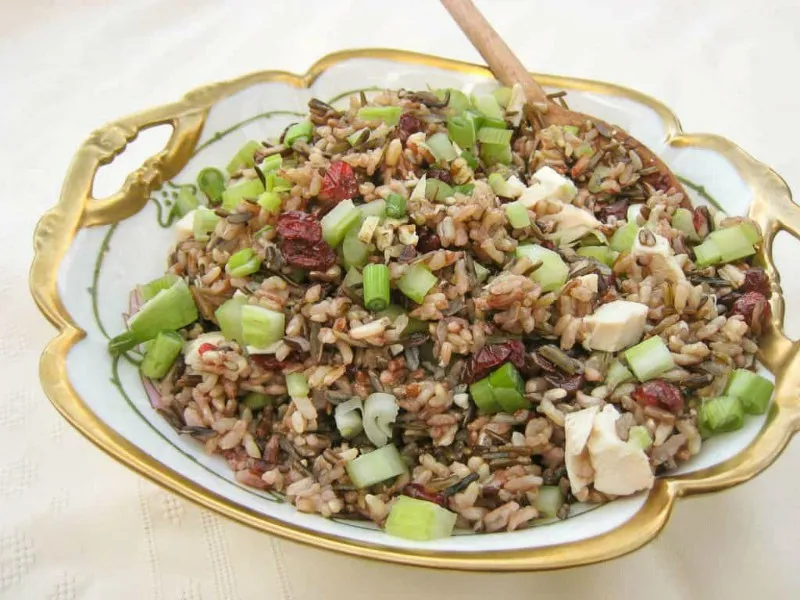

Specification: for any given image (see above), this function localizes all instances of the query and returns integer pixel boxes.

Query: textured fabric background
[3,0,800,598]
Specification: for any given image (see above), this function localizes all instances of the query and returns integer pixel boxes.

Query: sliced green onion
[321,199,361,247]
[173,188,198,217]
[242,392,271,410]
[489,362,525,391]
[241,305,285,348]
[362,392,399,447]
[397,264,437,304]
[285,372,309,399]
[138,274,178,302]
[385,194,407,219]
[334,397,364,439]
[215,296,247,344]
[700,395,745,435]
[442,88,470,114]
[359,199,386,220]
[425,178,454,203]
[357,105,402,126]
[460,150,479,170]
[140,331,183,379]
[504,201,531,229]
[708,225,756,262]
[221,178,265,211]
[474,262,490,283]
[533,486,564,519]
[193,206,220,242]
[284,120,313,147]
[577,245,618,267]
[492,387,530,412]
[385,496,457,541]
[480,142,512,166]
[226,248,262,278]
[493,86,512,108]
[471,93,504,121]
[627,425,653,451]
[453,183,474,196]
[347,127,370,147]
[258,154,282,174]
[346,444,407,489]
[516,245,569,292]
[725,369,774,415]
[693,238,722,267]
[610,222,638,253]
[488,173,521,199]
[257,191,282,215]
[624,336,675,381]
[469,377,500,413]
[363,264,390,312]
[477,127,513,145]
[672,208,700,242]
[226,140,261,175]
[427,132,458,163]
[605,360,634,390]
[197,167,226,204]
[447,114,477,149]
[110,279,198,353]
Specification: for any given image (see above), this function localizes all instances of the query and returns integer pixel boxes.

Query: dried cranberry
[740,268,770,296]
[281,239,336,271]
[197,343,216,355]
[277,211,322,243]
[416,228,442,253]
[397,112,423,141]
[402,483,446,507]
[319,160,358,204]
[252,354,297,371]
[693,206,710,239]
[597,199,629,223]
[632,380,684,414]
[464,340,526,383]
[426,168,452,184]
[730,291,771,335]
[539,239,557,251]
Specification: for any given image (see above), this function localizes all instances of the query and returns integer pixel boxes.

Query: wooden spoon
[439,0,686,198]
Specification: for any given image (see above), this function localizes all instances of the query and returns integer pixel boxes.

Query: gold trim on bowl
[29,48,800,571]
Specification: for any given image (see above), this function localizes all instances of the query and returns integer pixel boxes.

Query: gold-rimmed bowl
[30,49,800,571]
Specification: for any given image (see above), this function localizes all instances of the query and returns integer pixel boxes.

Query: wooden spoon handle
[439,0,550,105]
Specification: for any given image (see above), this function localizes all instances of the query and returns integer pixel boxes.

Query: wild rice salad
[110,84,775,539]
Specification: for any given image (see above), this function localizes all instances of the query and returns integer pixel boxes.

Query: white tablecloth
[3,0,800,597]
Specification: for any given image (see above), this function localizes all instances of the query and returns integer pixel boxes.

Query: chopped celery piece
[140,331,183,379]
[243,392,271,410]
[627,426,653,451]
[492,387,530,412]
[460,150,478,170]
[110,279,198,353]
[469,377,500,413]
[477,127,512,145]
[385,496,457,541]
[427,132,457,163]
[221,178,265,211]
[359,199,386,220]
[471,93,504,121]
[376,305,427,336]
[265,172,292,193]
[197,167,226,204]
[385,194,407,219]
[474,262,490,283]
[363,392,399,447]
[575,143,594,157]
[534,486,564,519]
[138,274,178,302]
[174,188,198,217]
[693,238,722,267]
[425,178,454,203]
[605,360,634,390]
[363,264,390,312]
[577,245,618,267]
[285,372,309,399]
[226,140,261,175]
[493,86,512,108]
[516,245,568,292]
[226,248,262,278]
[481,116,507,129]
[447,114,477,149]
[453,183,474,196]
[624,336,675,381]
[488,362,530,413]
[397,264,437,304]
[345,444,407,489]
[334,397,364,439]
[241,305,285,348]
[672,208,699,242]
[563,125,580,136]
[215,296,247,343]
[488,173,521,198]
[505,201,530,228]
[700,395,744,435]
[627,203,644,224]
[257,191,282,215]
[480,142,512,166]
[343,267,364,293]
[579,230,609,247]
[193,206,220,242]
[725,369,774,415]
[708,225,756,262]
[739,221,761,244]
[342,232,371,270]
[610,222,638,252]
[321,199,361,247]
[489,362,524,391]
[284,120,313,147]
[258,154,282,173]
[357,105,402,126]
[442,88,470,113]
